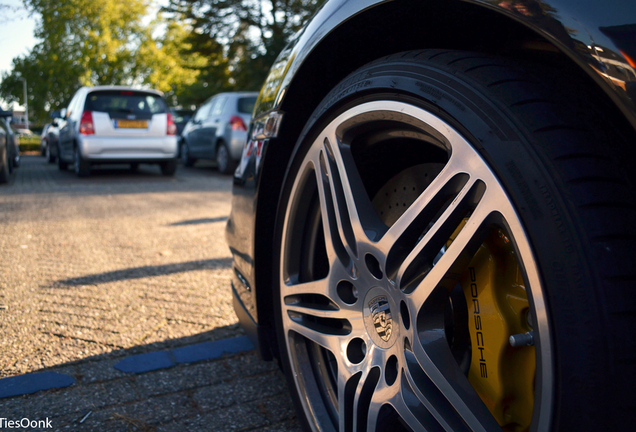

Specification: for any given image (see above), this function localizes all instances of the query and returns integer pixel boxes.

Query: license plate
[115,119,147,129]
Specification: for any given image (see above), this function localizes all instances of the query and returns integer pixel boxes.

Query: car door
[203,95,228,158]
[58,91,83,161]
[187,101,212,157]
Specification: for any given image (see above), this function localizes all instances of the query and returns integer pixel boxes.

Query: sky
[0,1,37,76]
[0,1,168,110]
[0,0,168,76]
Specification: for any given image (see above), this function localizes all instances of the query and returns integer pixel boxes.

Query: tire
[46,144,56,163]
[272,50,636,432]
[180,141,195,167]
[74,146,90,177]
[58,153,68,171]
[216,141,236,175]
[160,158,177,176]
[0,144,13,184]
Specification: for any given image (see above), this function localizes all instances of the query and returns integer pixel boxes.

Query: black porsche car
[226,1,636,431]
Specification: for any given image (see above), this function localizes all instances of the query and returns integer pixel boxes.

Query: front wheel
[180,141,195,167]
[160,158,177,176]
[74,146,90,177]
[46,144,56,163]
[215,142,236,175]
[0,144,13,184]
[272,51,636,432]
[58,154,68,171]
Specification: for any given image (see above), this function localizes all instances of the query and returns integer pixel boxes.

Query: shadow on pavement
[168,217,228,226]
[53,258,233,286]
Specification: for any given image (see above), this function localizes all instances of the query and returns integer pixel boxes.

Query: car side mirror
[51,110,61,119]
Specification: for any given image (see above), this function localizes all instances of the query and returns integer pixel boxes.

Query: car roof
[81,86,164,97]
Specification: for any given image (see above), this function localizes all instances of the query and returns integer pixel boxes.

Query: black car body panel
[0,110,20,179]
[225,0,636,358]
[254,0,636,125]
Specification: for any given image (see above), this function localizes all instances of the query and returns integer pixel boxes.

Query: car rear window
[85,91,167,115]
[237,97,257,114]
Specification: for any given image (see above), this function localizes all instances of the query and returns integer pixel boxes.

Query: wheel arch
[251,0,636,359]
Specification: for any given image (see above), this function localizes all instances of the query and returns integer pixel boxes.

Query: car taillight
[230,115,247,132]
[79,111,94,135]
[167,113,177,136]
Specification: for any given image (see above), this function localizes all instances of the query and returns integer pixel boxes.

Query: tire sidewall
[216,143,228,173]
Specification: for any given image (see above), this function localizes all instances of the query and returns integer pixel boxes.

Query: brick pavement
[0,156,301,431]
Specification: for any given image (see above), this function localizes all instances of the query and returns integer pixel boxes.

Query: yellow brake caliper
[451,226,536,431]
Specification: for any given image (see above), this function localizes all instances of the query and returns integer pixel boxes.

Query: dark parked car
[40,119,60,163]
[0,110,20,184]
[179,92,257,174]
[226,1,636,431]
[56,86,178,177]
[171,108,194,137]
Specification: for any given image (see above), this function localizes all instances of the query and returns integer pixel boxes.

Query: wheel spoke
[280,278,330,298]
[392,374,446,432]
[379,155,467,256]
[337,365,383,432]
[308,147,353,267]
[285,314,347,355]
[402,339,503,432]
[314,128,387,258]
[406,193,493,312]
[365,378,402,432]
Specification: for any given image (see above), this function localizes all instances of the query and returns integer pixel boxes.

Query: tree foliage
[0,0,325,123]
[164,0,326,104]
[0,0,203,123]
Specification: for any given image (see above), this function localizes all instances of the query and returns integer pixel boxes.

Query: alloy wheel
[277,101,553,431]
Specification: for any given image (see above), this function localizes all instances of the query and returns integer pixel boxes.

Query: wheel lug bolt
[509,331,534,347]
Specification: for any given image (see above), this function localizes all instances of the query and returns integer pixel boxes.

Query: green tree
[0,0,203,124]
[164,0,326,100]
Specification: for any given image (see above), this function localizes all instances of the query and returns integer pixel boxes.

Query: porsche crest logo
[369,295,392,342]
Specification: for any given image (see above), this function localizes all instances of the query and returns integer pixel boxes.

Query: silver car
[179,92,257,174]
[56,86,178,177]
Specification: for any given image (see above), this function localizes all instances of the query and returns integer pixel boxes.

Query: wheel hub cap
[363,287,399,349]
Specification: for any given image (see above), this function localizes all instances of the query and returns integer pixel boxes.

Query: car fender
[255,0,636,127]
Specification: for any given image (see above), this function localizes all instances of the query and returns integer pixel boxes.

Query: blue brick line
[0,372,75,399]
[113,336,254,374]
[0,336,254,399]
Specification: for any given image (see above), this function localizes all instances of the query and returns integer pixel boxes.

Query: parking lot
[0,156,300,431]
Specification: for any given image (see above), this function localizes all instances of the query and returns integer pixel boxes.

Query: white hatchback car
[56,86,178,177]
